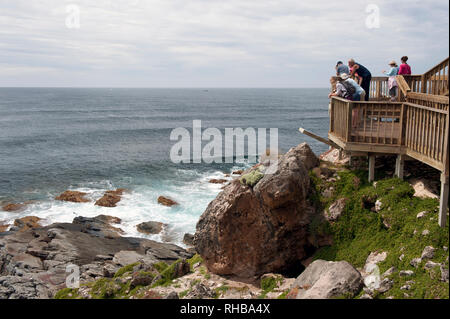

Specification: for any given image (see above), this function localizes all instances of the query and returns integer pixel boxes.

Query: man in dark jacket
[348,59,372,101]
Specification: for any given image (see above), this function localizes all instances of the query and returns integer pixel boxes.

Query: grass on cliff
[54,255,203,299]
[310,166,449,299]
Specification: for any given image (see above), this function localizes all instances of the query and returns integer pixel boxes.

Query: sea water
[0,88,329,246]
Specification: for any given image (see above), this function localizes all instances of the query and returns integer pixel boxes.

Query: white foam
[0,165,250,247]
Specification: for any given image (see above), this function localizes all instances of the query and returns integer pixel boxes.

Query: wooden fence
[329,96,449,173]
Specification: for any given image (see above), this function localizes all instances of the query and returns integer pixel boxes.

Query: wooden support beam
[368,154,376,182]
[299,128,340,148]
[395,154,405,180]
[439,174,449,228]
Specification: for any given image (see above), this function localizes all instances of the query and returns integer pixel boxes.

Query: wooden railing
[402,75,423,93]
[331,76,390,100]
[406,92,449,111]
[403,102,449,171]
[329,97,350,141]
[422,57,449,96]
[329,96,449,173]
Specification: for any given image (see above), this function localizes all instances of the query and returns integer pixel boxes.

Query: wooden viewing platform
[314,57,449,227]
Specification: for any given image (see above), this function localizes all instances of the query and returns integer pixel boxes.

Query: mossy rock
[114,262,140,278]
[240,167,264,187]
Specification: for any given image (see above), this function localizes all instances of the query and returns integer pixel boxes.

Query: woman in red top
[398,56,412,75]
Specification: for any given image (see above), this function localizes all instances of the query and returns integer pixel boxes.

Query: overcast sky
[0,0,448,87]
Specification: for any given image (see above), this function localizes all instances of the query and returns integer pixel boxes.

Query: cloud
[0,0,448,87]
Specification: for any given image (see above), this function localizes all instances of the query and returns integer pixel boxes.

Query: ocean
[0,88,330,246]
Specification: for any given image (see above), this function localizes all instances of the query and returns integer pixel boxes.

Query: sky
[0,0,448,87]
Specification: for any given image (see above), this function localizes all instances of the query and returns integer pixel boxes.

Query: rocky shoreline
[1,143,448,299]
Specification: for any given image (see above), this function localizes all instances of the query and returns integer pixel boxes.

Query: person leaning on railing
[348,59,372,101]
[340,73,365,128]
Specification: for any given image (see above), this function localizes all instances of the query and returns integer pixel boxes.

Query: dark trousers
[361,75,371,101]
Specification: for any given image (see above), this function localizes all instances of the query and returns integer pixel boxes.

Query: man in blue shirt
[348,59,372,101]
[336,61,349,76]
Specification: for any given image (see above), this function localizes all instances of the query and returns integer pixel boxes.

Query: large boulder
[194,143,320,278]
[289,260,363,299]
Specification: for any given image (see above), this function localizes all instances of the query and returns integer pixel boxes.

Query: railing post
[395,154,405,180]
[347,102,353,142]
[439,174,449,227]
[368,153,375,182]
[421,74,427,93]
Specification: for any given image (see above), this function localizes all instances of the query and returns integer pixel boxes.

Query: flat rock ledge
[0,218,193,299]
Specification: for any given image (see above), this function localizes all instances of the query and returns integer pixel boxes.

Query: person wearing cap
[336,61,350,76]
[348,59,372,101]
[383,60,399,101]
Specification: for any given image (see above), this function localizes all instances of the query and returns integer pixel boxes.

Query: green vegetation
[54,288,81,299]
[258,275,284,299]
[240,167,264,187]
[187,254,203,270]
[114,262,140,278]
[310,166,449,299]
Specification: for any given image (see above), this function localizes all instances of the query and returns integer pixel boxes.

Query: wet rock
[0,221,10,233]
[11,216,42,232]
[95,189,126,207]
[2,203,27,212]
[55,191,90,203]
[137,221,166,235]
[158,196,179,207]
[209,179,227,184]
[232,170,244,175]
[194,143,319,277]
[290,260,363,299]
[73,215,124,238]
